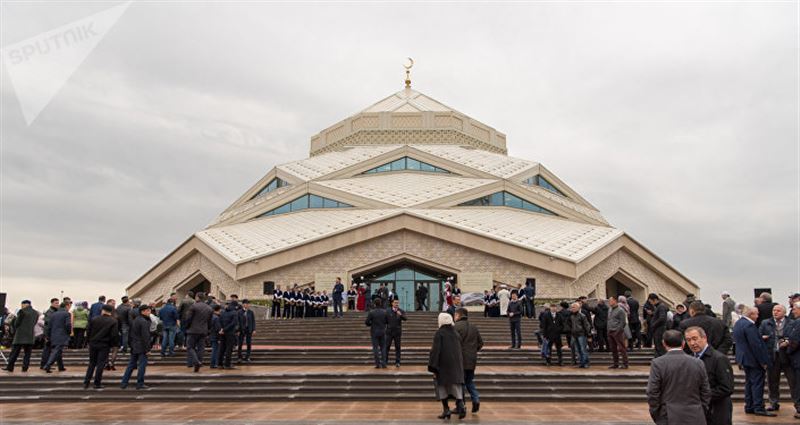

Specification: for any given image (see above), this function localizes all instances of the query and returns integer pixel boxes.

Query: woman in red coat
[356,284,367,311]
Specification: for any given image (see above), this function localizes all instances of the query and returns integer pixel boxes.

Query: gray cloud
[1,2,797,311]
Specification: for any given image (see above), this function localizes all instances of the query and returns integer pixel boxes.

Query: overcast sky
[1,2,797,312]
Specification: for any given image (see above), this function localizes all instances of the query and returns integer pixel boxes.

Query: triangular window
[258,194,352,218]
[459,191,556,216]
[523,175,566,197]
[251,177,289,200]
[362,157,450,174]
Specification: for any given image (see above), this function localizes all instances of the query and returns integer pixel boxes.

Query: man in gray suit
[646,329,710,424]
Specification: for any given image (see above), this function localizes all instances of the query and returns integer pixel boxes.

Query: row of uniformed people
[269,285,331,319]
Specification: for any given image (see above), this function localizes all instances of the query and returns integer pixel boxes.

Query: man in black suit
[416,284,428,311]
[648,293,669,357]
[84,304,118,389]
[332,278,345,318]
[507,292,523,350]
[43,303,71,373]
[237,299,256,364]
[219,302,240,369]
[120,305,152,390]
[757,292,777,327]
[365,298,389,368]
[625,291,642,349]
[385,299,407,367]
[540,303,563,366]
[733,306,775,416]
[685,326,734,425]
[186,293,214,372]
[680,301,731,354]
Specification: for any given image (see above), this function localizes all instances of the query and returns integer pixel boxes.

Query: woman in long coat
[356,284,367,312]
[428,313,466,419]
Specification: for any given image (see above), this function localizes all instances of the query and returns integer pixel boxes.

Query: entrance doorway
[359,262,450,311]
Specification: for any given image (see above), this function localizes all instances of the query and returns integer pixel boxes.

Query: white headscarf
[438,312,454,328]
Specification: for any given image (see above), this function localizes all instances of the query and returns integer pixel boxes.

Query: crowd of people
[1,291,260,390]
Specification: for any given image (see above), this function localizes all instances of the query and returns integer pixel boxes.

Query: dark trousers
[6,344,32,371]
[768,351,798,409]
[210,337,220,367]
[628,322,642,348]
[271,302,280,319]
[371,333,386,367]
[222,333,237,367]
[509,321,521,348]
[707,397,733,425]
[83,346,109,387]
[73,328,86,349]
[120,324,130,351]
[44,344,66,370]
[120,352,147,388]
[464,369,479,403]
[524,300,534,318]
[238,331,252,360]
[333,298,343,317]
[594,326,607,351]
[608,329,628,367]
[652,327,666,357]
[743,365,767,412]
[283,304,292,319]
[40,341,51,368]
[386,331,401,365]
[186,333,205,366]
[545,336,563,364]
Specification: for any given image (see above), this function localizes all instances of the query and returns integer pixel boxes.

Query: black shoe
[83,383,90,390]
[753,410,777,417]
[375,365,381,369]
[395,363,400,368]
[766,404,780,412]
[58,367,66,372]
[136,385,150,390]
[472,402,480,413]
[608,365,619,369]
[120,384,127,390]
[194,364,201,373]
[620,365,629,369]
[44,367,52,374]
[2,367,12,373]
[210,366,218,369]
[94,385,105,390]
[21,367,28,372]
[437,410,452,420]
[456,401,467,419]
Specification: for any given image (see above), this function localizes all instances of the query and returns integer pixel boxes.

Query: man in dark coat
[507,292,522,349]
[757,292,777,327]
[43,303,71,373]
[84,304,118,389]
[416,284,428,311]
[626,291,642,349]
[386,299,406,367]
[648,293,669,357]
[566,302,592,368]
[428,313,465,419]
[89,296,106,321]
[647,329,711,424]
[332,277,345,318]
[365,298,389,368]
[685,326,734,425]
[540,303,564,366]
[784,301,800,419]
[158,299,179,357]
[39,298,59,368]
[759,303,798,413]
[120,305,153,390]
[671,304,688,330]
[219,301,240,369]
[116,296,132,353]
[733,306,775,416]
[3,300,38,372]
[186,293,214,372]
[679,301,731,354]
[237,299,256,363]
[593,299,609,352]
[454,308,484,413]
[210,305,223,368]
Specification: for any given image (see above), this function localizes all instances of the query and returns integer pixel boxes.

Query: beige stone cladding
[135,252,237,303]
[571,248,688,306]
[236,229,571,300]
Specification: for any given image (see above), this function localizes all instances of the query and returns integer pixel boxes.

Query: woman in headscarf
[428,312,466,419]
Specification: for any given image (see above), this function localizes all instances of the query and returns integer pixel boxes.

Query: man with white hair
[733,306,775,416]
[759,303,798,413]
[721,292,735,329]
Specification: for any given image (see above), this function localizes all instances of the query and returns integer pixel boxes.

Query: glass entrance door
[395,281,415,311]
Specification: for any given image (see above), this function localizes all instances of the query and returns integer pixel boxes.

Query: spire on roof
[404,57,414,89]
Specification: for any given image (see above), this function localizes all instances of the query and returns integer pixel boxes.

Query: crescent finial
[404,57,414,89]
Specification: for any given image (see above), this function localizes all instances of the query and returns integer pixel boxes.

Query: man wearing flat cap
[3,300,38,372]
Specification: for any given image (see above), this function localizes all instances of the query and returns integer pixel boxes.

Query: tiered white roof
[412,144,537,179]
[278,145,401,181]
[315,173,496,207]
[361,88,454,113]
[197,208,621,265]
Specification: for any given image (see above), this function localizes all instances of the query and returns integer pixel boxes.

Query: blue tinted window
[458,191,556,216]
[252,177,290,199]
[362,157,450,174]
[257,194,352,219]
[522,175,566,197]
